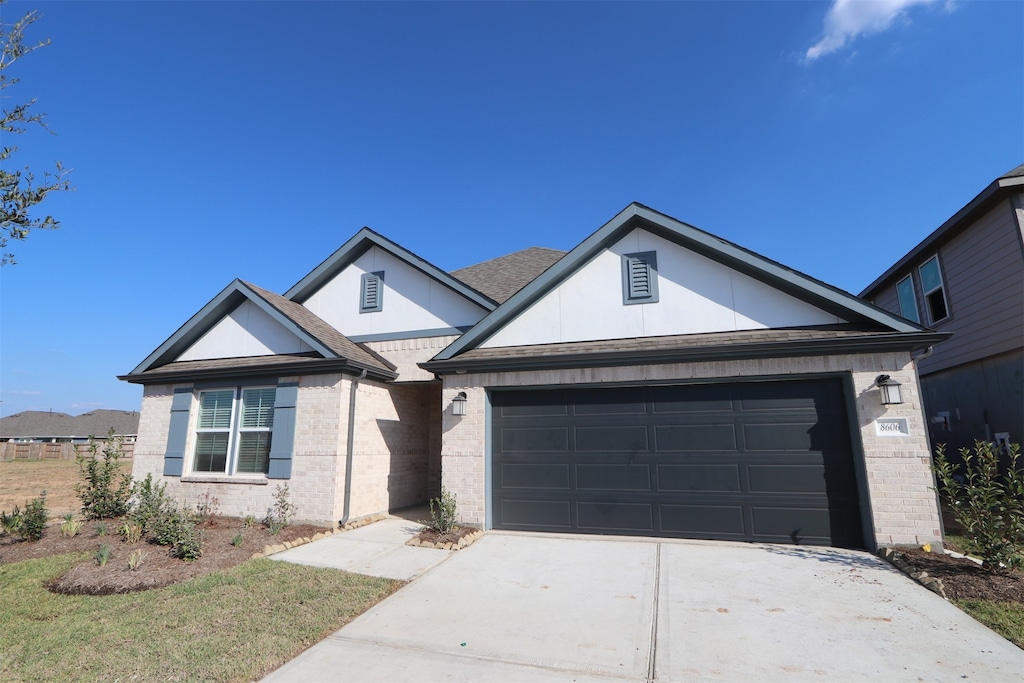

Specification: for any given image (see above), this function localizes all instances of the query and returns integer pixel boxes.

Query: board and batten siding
[872,198,1024,376]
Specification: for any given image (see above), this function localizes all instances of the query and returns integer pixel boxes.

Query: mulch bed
[892,547,1024,603]
[0,517,329,595]
[413,525,479,547]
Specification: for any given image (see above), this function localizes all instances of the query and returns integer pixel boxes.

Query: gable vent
[622,252,659,304]
[360,271,384,313]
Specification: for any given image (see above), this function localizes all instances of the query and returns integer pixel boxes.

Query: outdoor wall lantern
[874,375,903,405]
[452,391,468,416]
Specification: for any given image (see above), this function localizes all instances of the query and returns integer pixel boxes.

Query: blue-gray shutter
[163,388,194,476]
[360,271,384,312]
[267,382,298,479]
[622,251,659,304]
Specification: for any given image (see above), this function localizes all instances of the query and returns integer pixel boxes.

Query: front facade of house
[123,205,947,549]
[860,165,1024,456]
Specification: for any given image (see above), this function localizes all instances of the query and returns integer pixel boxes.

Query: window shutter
[360,271,384,312]
[267,382,298,479]
[163,388,193,476]
[622,251,659,304]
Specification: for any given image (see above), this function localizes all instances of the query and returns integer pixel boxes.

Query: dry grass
[0,459,130,520]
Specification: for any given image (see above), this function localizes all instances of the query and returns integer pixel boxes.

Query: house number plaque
[875,418,910,437]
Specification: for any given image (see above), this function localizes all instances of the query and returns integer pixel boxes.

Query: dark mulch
[0,517,329,595]
[893,548,1024,603]
[415,525,478,546]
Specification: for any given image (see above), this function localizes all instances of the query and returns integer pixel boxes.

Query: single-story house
[121,204,948,549]
[0,409,139,444]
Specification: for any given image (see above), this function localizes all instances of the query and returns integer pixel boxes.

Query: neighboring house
[0,409,139,444]
[122,205,948,550]
[860,164,1024,458]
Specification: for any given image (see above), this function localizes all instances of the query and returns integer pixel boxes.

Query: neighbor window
[918,256,949,323]
[360,271,384,313]
[895,275,920,323]
[193,387,275,475]
[622,251,659,304]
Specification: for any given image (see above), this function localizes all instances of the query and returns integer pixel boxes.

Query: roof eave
[119,357,398,385]
[421,331,951,375]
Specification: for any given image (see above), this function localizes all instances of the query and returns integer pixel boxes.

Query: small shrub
[95,522,108,537]
[94,544,111,567]
[75,431,133,520]
[243,515,257,528]
[119,520,143,544]
[419,487,458,535]
[18,493,48,541]
[231,532,243,547]
[171,525,204,561]
[152,507,196,547]
[195,492,220,527]
[1,506,22,536]
[264,484,297,535]
[127,549,148,571]
[933,440,1024,571]
[129,474,171,533]
[59,515,82,539]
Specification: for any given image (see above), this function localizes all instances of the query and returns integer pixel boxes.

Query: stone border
[252,529,336,559]
[876,547,948,599]
[407,529,484,551]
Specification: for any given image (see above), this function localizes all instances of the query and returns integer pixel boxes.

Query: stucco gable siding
[176,300,315,361]
[302,246,488,338]
[480,228,843,349]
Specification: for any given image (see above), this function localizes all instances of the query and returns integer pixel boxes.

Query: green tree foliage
[75,432,134,520]
[933,440,1024,571]
[1,1,73,265]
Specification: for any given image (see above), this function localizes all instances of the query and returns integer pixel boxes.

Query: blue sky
[0,0,1021,418]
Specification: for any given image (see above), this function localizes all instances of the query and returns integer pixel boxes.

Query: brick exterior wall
[440,351,942,548]
[364,335,460,382]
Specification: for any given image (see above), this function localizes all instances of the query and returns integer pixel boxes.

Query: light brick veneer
[441,351,942,548]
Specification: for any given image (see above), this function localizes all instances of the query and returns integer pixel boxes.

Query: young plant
[127,549,148,571]
[94,544,111,567]
[129,473,170,532]
[0,506,22,536]
[195,492,220,527]
[231,532,243,547]
[59,514,82,539]
[119,520,143,544]
[171,525,204,561]
[243,515,257,528]
[94,522,108,537]
[419,487,458,535]
[264,484,297,535]
[75,431,133,520]
[18,493,48,541]
[933,440,1024,571]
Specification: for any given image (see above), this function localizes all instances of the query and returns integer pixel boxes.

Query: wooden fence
[0,441,135,462]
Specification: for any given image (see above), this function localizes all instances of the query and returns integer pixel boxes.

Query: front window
[918,256,949,324]
[895,275,920,323]
[193,387,275,475]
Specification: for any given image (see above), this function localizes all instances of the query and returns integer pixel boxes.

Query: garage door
[490,379,864,548]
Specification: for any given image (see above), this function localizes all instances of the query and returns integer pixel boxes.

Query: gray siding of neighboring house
[868,195,1024,450]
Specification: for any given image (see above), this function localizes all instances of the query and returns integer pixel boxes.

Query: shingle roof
[450,247,566,304]
[1000,163,1024,179]
[0,409,139,440]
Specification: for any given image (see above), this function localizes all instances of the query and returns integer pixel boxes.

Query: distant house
[860,164,1024,456]
[121,204,948,549]
[0,409,140,444]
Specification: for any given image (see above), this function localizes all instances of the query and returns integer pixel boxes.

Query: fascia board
[285,227,497,310]
[124,280,338,377]
[119,357,397,385]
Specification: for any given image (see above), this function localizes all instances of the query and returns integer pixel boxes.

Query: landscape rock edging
[877,547,947,599]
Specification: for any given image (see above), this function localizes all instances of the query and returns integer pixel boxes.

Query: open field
[0,459,131,519]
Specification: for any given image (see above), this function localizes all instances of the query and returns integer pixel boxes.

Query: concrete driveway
[264,533,1023,682]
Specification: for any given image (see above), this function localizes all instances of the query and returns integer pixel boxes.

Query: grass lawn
[957,598,1024,650]
[0,459,130,519]
[0,553,403,682]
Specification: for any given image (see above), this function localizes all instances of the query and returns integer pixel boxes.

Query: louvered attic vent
[360,271,384,312]
[621,251,659,304]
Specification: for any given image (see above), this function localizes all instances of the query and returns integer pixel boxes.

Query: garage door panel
[577,501,654,532]
[499,427,569,452]
[491,379,864,548]
[658,464,740,492]
[575,425,649,452]
[655,424,737,451]
[660,504,746,536]
[576,464,651,490]
[500,499,572,529]
[501,463,570,489]
[747,464,826,494]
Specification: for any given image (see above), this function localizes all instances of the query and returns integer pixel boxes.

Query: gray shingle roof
[451,247,566,304]
[1,409,139,440]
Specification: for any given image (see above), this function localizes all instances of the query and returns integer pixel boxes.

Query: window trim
[191,386,276,477]
[895,274,920,324]
[918,255,949,324]
[621,251,659,305]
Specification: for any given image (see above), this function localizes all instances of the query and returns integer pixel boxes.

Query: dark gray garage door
[490,379,864,548]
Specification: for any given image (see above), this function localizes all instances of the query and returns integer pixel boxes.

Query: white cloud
[805,0,945,62]
[2,390,42,396]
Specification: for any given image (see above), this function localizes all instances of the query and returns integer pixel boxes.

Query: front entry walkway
[265,533,1023,682]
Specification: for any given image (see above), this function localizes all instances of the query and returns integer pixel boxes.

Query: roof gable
[433,203,929,361]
